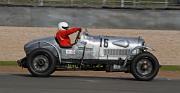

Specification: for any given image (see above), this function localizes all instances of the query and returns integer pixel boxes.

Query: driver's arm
[65,27,81,36]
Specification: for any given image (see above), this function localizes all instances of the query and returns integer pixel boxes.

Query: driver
[56,22,81,47]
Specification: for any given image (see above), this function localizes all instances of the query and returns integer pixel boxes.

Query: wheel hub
[136,59,153,76]
[141,61,149,70]
[32,55,49,72]
[37,59,45,66]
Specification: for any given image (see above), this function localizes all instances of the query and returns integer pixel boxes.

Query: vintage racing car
[17,30,160,81]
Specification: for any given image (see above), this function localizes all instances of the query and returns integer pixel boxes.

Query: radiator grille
[104,49,130,55]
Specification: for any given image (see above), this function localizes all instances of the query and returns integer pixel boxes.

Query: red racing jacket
[56,27,81,47]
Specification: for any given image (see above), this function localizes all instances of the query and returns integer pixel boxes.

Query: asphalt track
[0,74,180,93]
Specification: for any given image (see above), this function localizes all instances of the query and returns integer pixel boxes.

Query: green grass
[161,65,180,71]
[0,61,17,66]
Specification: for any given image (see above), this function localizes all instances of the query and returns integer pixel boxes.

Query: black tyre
[27,48,56,77]
[131,52,160,81]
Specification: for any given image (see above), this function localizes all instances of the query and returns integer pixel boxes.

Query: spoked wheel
[27,48,56,77]
[131,52,160,81]
[136,58,154,76]
[32,55,50,73]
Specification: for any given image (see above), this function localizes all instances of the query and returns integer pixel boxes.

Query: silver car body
[24,32,148,65]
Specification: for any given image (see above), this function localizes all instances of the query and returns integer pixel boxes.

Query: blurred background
[0,0,180,29]
[0,0,180,9]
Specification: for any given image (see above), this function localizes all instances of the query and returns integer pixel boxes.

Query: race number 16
[100,38,109,48]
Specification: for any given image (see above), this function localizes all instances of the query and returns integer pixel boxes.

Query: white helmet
[58,22,69,30]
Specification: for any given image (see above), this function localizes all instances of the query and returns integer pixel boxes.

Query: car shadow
[11,73,137,81]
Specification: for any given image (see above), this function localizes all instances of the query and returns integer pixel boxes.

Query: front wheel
[131,52,160,81]
[27,48,56,77]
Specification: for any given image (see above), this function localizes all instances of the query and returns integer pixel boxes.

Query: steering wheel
[73,31,81,45]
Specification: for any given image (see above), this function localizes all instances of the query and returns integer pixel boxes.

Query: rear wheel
[27,48,56,77]
[131,52,160,81]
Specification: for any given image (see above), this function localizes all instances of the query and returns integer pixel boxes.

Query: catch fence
[0,0,179,9]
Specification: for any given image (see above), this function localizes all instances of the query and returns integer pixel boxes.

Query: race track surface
[0,74,180,93]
